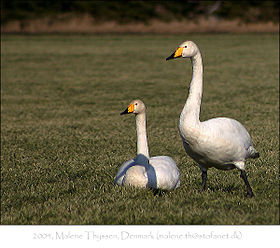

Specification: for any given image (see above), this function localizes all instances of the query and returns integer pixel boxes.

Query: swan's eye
[184,46,188,48]
[135,103,138,106]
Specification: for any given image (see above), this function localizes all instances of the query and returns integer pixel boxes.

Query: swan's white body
[180,117,257,171]
[166,41,259,196]
[115,155,180,190]
[115,100,180,190]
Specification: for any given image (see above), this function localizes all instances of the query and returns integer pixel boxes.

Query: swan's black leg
[240,170,254,197]
[152,188,166,196]
[201,170,207,191]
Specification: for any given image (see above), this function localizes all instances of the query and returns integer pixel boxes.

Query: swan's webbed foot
[240,170,254,198]
[201,170,207,191]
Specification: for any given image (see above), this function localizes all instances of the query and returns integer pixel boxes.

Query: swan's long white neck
[180,51,203,127]
[135,112,149,159]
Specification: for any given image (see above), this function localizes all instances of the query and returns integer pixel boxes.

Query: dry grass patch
[2,14,279,34]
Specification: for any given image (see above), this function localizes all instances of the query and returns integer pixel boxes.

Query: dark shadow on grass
[207,184,241,194]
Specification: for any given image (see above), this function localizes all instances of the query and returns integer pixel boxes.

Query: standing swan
[166,41,259,197]
[114,99,180,190]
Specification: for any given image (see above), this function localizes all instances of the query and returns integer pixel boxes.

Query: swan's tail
[248,146,260,159]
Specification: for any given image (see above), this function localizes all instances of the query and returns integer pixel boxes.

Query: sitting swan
[166,41,259,197]
[114,99,180,190]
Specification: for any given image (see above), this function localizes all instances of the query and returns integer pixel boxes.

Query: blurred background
[1,0,279,33]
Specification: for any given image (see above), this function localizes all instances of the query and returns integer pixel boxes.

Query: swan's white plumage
[166,40,259,196]
[167,40,258,171]
[115,155,180,189]
[181,117,256,170]
[115,100,180,190]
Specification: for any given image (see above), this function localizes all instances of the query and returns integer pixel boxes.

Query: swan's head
[166,40,199,60]
[120,99,146,115]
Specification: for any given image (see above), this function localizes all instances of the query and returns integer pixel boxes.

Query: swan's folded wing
[149,156,180,190]
[114,158,135,185]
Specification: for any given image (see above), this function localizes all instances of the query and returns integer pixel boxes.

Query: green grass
[1,34,279,225]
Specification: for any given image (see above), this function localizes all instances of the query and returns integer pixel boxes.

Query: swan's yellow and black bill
[120,103,135,115]
[166,47,184,60]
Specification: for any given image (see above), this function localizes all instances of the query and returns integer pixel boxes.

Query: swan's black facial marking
[120,108,129,115]
[121,103,136,115]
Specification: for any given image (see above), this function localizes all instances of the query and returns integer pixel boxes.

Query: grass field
[1,34,279,225]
